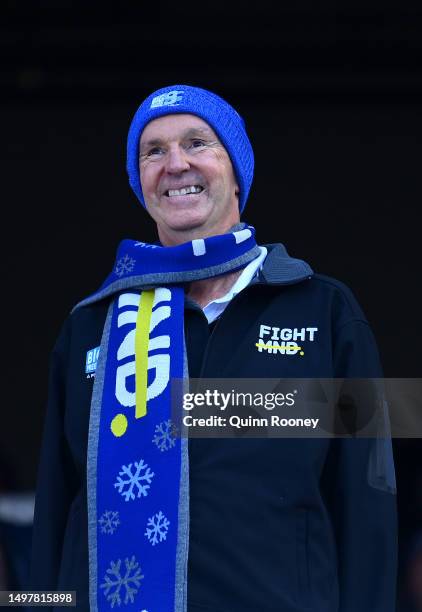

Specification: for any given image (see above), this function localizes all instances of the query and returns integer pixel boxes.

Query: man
[30,85,397,611]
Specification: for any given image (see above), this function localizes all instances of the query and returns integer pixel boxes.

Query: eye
[146,146,164,157]
[140,146,165,161]
[189,139,206,149]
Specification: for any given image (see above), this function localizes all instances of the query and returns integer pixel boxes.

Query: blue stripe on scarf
[102,227,256,288]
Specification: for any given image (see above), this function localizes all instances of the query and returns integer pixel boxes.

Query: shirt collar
[203,246,267,312]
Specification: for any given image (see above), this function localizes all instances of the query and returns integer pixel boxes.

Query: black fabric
[29,268,397,612]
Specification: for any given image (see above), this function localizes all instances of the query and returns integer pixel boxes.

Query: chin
[164,213,210,233]
[168,224,208,236]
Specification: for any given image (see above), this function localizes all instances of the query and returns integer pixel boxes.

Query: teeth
[167,185,202,197]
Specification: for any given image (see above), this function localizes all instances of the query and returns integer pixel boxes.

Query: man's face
[139,114,240,245]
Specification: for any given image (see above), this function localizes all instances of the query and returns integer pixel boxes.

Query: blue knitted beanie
[126,85,254,213]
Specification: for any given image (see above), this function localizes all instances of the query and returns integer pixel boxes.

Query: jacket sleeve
[29,318,78,590]
[323,318,397,612]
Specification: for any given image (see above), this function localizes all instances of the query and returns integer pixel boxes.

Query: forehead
[139,113,218,147]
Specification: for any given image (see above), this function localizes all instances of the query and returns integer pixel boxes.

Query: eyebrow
[140,127,216,152]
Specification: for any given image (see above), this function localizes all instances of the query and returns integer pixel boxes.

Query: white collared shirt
[202,247,268,324]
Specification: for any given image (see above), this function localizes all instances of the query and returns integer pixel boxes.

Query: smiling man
[31,85,397,612]
[138,113,245,308]
[139,115,240,243]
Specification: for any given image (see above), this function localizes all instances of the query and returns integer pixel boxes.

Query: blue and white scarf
[72,224,260,612]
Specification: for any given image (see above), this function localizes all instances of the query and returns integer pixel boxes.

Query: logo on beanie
[150,90,184,109]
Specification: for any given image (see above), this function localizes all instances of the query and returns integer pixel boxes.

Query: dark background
[1,0,421,605]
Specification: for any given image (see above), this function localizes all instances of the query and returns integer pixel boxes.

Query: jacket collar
[255,243,313,285]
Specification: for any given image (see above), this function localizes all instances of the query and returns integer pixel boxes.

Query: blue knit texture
[126,85,254,213]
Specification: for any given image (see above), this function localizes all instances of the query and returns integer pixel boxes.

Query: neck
[157,215,241,247]
[186,270,243,308]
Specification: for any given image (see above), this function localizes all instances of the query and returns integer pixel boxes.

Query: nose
[165,144,190,174]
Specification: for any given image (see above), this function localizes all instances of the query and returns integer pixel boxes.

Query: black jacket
[30,244,397,612]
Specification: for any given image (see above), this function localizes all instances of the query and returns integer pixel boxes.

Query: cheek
[209,154,237,188]
[140,167,155,196]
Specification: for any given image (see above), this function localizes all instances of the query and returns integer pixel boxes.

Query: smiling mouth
[164,185,204,197]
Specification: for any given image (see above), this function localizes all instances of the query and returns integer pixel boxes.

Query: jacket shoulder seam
[335,317,370,336]
[311,274,365,318]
